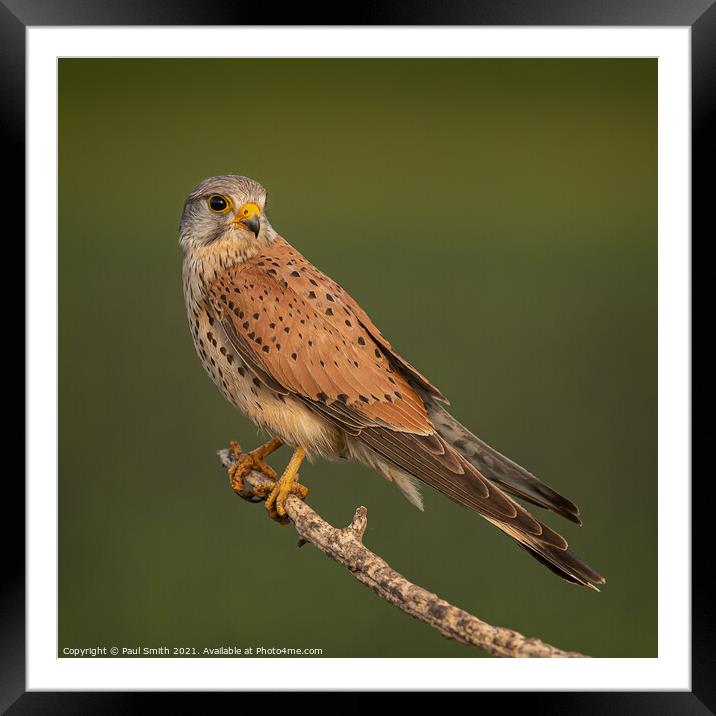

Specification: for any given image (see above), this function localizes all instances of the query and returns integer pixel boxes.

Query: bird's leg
[227,438,283,499]
[260,446,309,524]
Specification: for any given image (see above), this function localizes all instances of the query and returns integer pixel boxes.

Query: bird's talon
[267,480,309,520]
[228,439,243,459]
[227,438,281,497]
[251,481,276,499]
[262,450,309,523]
[227,443,307,525]
[241,492,264,504]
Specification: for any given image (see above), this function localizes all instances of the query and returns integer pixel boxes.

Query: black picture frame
[6,0,705,710]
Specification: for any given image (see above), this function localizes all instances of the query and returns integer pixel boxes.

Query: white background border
[27,26,691,690]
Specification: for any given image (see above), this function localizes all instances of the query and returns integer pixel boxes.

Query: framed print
[6,0,706,708]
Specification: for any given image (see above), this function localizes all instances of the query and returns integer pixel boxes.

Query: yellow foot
[227,438,282,500]
[257,446,309,525]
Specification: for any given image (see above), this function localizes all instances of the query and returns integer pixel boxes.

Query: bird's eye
[208,194,232,213]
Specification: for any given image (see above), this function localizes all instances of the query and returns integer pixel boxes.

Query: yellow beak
[232,202,262,237]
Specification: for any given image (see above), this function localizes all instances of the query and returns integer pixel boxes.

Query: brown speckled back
[207,238,433,434]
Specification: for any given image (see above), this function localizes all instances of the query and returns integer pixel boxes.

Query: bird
[180,174,605,590]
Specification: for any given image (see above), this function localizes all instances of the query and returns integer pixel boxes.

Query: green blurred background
[59,59,656,658]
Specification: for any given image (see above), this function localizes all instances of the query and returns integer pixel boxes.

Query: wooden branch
[218,447,588,658]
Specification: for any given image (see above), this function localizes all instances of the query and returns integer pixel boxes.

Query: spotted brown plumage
[180,174,605,589]
[208,242,433,434]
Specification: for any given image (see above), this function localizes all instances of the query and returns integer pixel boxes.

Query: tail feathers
[485,516,606,589]
[358,424,606,590]
[427,401,582,525]
[519,544,604,590]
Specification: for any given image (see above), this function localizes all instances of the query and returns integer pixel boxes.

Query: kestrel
[180,175,605,589]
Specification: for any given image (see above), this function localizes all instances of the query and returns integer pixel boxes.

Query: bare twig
[218,447,588,658]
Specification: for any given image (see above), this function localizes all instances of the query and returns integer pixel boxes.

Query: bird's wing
[207,261,433,435]
[261,237,449,403]
[337,287,449,403]
[207,245,604,588]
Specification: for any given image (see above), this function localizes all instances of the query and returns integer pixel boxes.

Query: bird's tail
[358,422,606,589]
[481,514,605,589]
[426,401,583,525]
[419,399,604,588]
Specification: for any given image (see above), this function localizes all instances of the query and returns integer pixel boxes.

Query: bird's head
[179,175,275,258]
